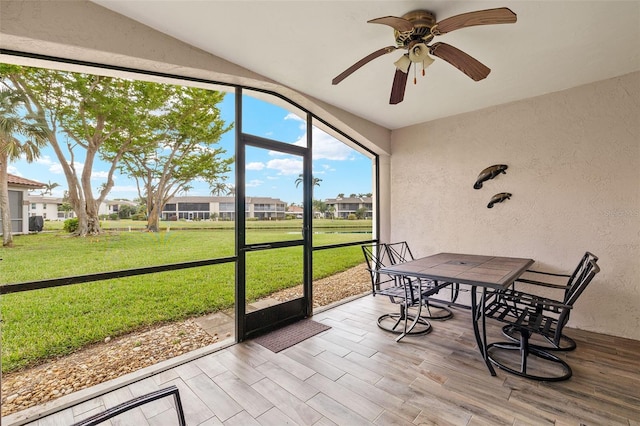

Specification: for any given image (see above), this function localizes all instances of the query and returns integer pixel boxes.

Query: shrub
[347,214,357,220]
[63,218,79,233]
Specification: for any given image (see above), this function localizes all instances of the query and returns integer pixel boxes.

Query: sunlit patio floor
[5,294,640,425]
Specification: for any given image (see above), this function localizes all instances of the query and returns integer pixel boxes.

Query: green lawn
[0,226,371,372]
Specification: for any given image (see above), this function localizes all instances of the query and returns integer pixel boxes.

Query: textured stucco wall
[390,72,640,340]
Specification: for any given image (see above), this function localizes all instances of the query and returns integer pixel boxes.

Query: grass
[43,218,373,231]
[0,225,371,372]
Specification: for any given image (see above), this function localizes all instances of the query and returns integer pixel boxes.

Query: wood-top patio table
[378,252,534,376]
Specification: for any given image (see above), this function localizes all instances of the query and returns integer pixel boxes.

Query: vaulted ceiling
[93,1,640,130]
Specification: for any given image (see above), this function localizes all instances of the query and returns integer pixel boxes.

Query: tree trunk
[0,154,14,247]
[147,204,161,232]
[85,200,102,235]
[80,150,102,236]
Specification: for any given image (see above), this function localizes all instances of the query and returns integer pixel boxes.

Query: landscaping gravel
[1,264,370,416]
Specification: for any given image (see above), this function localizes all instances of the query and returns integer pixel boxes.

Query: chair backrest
[385,241,415,265]
[361,243,394,294]
[564,252,599,304]
[564,258,600,307]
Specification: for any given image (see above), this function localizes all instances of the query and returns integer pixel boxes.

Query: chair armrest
[515,278,569,290]
[495,289,572,312]
[523,269,571,278]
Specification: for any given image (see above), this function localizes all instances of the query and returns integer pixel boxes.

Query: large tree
[1,65,167,236]
[119,85,233,232]
[0,87,48,246]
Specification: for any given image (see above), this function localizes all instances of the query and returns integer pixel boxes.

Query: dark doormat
[253,319,331,353]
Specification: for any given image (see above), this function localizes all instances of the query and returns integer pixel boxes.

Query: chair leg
[377,305,431,336]
[501,324,577,351]
[396,297,432,342]
[422,300,454,320]
[487,327,573,381]
[520,329,530,375]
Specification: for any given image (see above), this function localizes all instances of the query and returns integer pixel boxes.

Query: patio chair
[491,251,599,351]
[72,385,186,426]
[362,243,450,341]
[385,241,455,320]
[484,258,600,381]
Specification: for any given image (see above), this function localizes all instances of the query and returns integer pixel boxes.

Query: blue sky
[9,91,373,205]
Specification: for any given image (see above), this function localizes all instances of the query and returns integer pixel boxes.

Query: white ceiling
[92,1,639,130]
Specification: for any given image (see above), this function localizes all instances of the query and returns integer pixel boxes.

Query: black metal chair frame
[496,251,599,352]
[386,241,462,316]
[484,258,600,381]
[362,243,450,341]
[72,385,186,426]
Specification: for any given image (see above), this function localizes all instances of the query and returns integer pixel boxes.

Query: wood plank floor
[17,295,640,425]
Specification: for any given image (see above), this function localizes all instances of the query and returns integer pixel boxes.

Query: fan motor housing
[395,10,436,47]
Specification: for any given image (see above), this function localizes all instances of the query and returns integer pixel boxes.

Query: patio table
[379,252,534,376]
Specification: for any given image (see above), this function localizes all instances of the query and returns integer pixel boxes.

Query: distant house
[1,174,45,235]
[325,196,373,219]
[162,196,286,220]
[100,200,138,218]
[26,195,74,221]
[25,196,138,221]
[287,205,303,219]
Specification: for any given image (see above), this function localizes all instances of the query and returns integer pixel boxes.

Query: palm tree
[210,182,230,196]
[294,174,322,188]
[0,87,48,247]
[41,180,60,196]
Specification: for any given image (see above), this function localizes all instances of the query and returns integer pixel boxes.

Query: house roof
[325,197,372,203]
[26,195,62,203]
[93,1,640,130]
[7,174,45,189]
[166,196,285,204]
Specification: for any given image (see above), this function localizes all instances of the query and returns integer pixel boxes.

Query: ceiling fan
[332,7,517,104]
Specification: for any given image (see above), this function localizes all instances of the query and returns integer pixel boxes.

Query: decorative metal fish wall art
[473,164,508,189]
[487,192,512,208]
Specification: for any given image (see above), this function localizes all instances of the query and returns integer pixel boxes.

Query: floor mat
[253,319,331,353]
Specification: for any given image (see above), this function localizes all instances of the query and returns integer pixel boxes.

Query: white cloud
[35,155,55,166]
[110,185,138,193]
[284,112,304,123]
[311,130,354,160]
[246,179,264,188]
[266,157,303,175]
[271,127,354,161]
[7,166,21,176]
[49,161,84,175]
[92,170,110,179]
[246,162,265,171]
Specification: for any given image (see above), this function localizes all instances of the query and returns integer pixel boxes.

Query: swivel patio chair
[491,251,599,351]
[385,241,456,320]
[484,258,600,381]
[362,243,450,341]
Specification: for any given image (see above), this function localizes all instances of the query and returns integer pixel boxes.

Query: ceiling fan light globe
[409,43,433,66]
[394,54,412,73]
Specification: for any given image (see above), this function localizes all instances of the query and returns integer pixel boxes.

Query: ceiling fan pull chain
[422,61,426,76]
[414,66,417,85]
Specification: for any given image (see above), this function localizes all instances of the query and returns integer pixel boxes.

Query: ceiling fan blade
[430,42,490,81]
[368,16,414,32]
[434,7,517,35]
[389,65,410,105]
[332,46,398,85]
